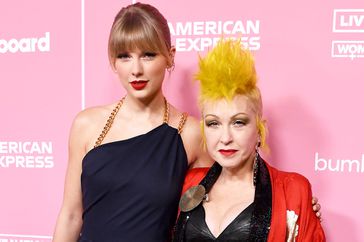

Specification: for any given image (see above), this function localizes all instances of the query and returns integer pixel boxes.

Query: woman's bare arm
[53,112,92,242]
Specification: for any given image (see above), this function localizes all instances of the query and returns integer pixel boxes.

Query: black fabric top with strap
[78,99,189,242]
[173,155,272,242]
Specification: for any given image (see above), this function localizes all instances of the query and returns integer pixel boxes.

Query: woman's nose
[220,126,233,145]
[131,59,143,77]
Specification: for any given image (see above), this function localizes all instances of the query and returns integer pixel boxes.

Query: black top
[79,123,188,242]
[184,202,254,241]
[173,157,272,242]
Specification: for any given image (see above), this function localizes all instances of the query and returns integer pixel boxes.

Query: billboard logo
[331,41,364,59]
[168,20,260,52]
[333,9,364,33]
[0,32,50,54]
[0,141,54,169]
[315,152,364,173]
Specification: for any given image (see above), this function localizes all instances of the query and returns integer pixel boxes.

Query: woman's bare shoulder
[183,115,201,138]
[73,102,119,127]
[168,105,200,137]
[168,106,213,167]
[69,103,119,150]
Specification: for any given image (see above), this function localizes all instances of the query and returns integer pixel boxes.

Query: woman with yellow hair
[173,39,325,241]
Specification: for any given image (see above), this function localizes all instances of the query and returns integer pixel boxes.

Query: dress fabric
[78,123,188,242]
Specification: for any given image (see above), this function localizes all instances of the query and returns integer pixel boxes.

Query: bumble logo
[315,152,364,173]
[0,32,50,54]
[168,20,260,52]
[0,141,54,169]
[331,9,364,59]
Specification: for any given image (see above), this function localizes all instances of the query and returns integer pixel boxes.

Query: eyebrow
[204,112,248,119]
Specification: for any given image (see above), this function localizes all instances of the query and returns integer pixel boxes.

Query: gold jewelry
[177,112,188,134]
[94,96,169,147]
[94,97,125,148]
[163,97,169,124]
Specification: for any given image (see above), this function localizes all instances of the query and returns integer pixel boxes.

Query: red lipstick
[130,80,148,90]
[218,149,237,157]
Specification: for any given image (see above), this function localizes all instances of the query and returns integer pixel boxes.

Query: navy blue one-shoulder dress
[78,101,188,242]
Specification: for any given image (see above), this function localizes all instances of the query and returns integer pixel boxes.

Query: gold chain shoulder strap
[95,97,168,147]
[163,97,170,124]
[177,112,188,134]
[94,97,125,148]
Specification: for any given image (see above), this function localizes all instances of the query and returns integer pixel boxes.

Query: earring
[253,153,258,187]
[253,140,260,187]
[167,62,175,73]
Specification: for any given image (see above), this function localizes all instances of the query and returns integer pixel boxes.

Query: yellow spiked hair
[196,39,268,149]
[196,39,256,101]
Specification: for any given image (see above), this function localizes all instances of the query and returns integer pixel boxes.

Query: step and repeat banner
[1,0,363,241]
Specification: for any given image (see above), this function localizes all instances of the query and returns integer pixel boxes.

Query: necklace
[94,96,169,148]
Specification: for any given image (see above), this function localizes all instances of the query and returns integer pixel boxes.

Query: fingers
[312,196,323,222]
[312,196,318,205]
[316,211,323,222]
[313,203,321,212]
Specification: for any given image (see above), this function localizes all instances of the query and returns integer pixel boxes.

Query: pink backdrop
[1,0,363,241]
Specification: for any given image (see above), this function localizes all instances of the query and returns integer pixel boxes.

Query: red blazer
[182,162,326,242]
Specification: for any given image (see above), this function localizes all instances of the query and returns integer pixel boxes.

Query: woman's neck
[123,91,166,115]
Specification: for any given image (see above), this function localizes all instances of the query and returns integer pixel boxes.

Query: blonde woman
[173,40,325,241]
[53,3,211,242]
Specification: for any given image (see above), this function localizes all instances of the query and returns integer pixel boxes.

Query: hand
[312,196,322,222]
